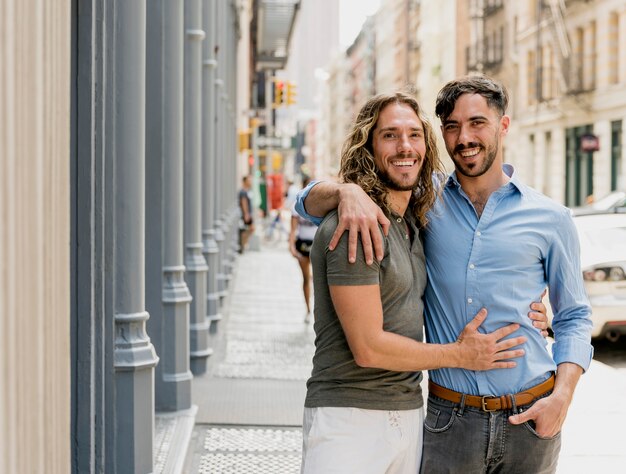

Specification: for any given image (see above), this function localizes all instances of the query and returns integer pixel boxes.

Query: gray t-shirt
[305,209,427,410]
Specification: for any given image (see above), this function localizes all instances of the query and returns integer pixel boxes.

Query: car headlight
[583,264,626,282]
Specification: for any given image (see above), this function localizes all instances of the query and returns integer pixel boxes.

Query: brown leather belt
[428,374,555,412]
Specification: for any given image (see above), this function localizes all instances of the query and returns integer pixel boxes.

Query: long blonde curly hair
[339,91,444,227]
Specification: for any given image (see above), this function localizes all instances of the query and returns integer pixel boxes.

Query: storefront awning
[254,0,301,70]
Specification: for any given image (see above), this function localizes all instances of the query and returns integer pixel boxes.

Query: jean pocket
[424,403,456,433]
[522,419,561,441]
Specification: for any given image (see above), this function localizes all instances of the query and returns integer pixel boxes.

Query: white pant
[301,406,424,474]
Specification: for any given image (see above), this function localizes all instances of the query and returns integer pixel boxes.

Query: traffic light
[286,81,297,105]
[273,79,285,107]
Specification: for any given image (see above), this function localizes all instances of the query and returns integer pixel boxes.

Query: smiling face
[440,93,509,180]
[371,102,426,192]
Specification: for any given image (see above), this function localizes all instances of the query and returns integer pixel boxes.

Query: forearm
[553,362,583,404]
[302,181,344,218]
[289,217,298,248]
[351,330,461,372]
[331,284,458,371]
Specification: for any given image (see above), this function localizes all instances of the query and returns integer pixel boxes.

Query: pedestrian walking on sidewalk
[298,76,592,474]
[296,90,550,474]
[288,176,317,323]
[238,175,255,253]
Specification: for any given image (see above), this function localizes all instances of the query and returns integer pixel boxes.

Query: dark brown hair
[435,75,509,122]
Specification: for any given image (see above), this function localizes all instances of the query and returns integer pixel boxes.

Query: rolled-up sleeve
[295,180,324,226]
[547,209,594,371]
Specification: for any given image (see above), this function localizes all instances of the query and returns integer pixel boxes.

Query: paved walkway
[183,237,314,473]
[183,236,626,473]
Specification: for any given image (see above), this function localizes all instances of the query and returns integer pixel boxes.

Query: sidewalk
[182,237,626,473]
[183,236,314,473]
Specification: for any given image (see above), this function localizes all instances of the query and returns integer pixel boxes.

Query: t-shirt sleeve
[317,213,383,287]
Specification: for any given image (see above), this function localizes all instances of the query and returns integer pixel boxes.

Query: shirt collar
[445,163,526,196]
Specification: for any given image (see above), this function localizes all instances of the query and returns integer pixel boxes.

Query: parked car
[546,213,626,341]
[570,190,626,216]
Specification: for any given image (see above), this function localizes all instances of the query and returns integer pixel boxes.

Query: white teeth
[392,161,414,167]
[460,149,479,158]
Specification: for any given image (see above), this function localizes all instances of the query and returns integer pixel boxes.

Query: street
[593,337,626,369]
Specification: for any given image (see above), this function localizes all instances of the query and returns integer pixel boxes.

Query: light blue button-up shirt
[295,164,593,396]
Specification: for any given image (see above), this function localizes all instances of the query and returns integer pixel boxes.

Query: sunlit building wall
[375,0,418,93]
[323,53,351,178]
[463,1,626,206]
[510,0,626,206]
[415,0,462,171]
[346,16,376,122]
[284,0,340,180]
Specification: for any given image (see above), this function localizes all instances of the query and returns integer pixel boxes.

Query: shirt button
[476,231,482,236]
[397,218,402,223]
[469,264,475,269]
[467,298,473,304]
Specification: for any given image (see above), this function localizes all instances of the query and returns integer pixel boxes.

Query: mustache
[454,143,481,153]
[390,153,422,160]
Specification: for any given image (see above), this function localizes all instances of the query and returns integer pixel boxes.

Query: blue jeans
[420,392,561,474]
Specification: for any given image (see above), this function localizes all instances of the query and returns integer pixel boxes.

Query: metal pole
[146,0,193,411]
[111,1,159,472]
[184,0,212,375]
[214,0,227,300]
[202,0,222,330]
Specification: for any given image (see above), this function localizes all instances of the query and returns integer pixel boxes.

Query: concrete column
[594,120,612,197]
[184,0,212,375]
[541,130,554,198]
[583,22,596,91]
[620,116,626,191]
[534,130,546,194]
[202,0,222,330]
[110,2,159,472]
[214,76,227,301]
[225,13,239,279]
[146,0,193,411]
[550,127,567,203]
[617,10,626,84]
[219,2,236,292]
[213,0,227,300]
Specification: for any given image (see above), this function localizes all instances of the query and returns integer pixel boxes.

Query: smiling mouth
[458,147,481,159]
[391,160,417,168]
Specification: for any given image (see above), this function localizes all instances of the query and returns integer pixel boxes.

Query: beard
[377,154,422,191]
[378,167,420,191]
[450,134,499,178]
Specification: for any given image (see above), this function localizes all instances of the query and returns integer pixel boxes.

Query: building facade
[2,0,246,472]
[466,0,626,206]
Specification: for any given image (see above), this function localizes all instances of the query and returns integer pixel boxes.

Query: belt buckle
[481,396,497,412]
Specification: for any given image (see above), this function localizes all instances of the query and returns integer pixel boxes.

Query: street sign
[580,134,600,152]
[255,135,292,149]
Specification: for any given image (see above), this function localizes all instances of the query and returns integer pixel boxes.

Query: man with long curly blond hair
[300,91,530,474]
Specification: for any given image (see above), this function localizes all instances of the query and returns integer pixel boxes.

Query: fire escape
[466,0,505,75]
[542,0,582,95]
